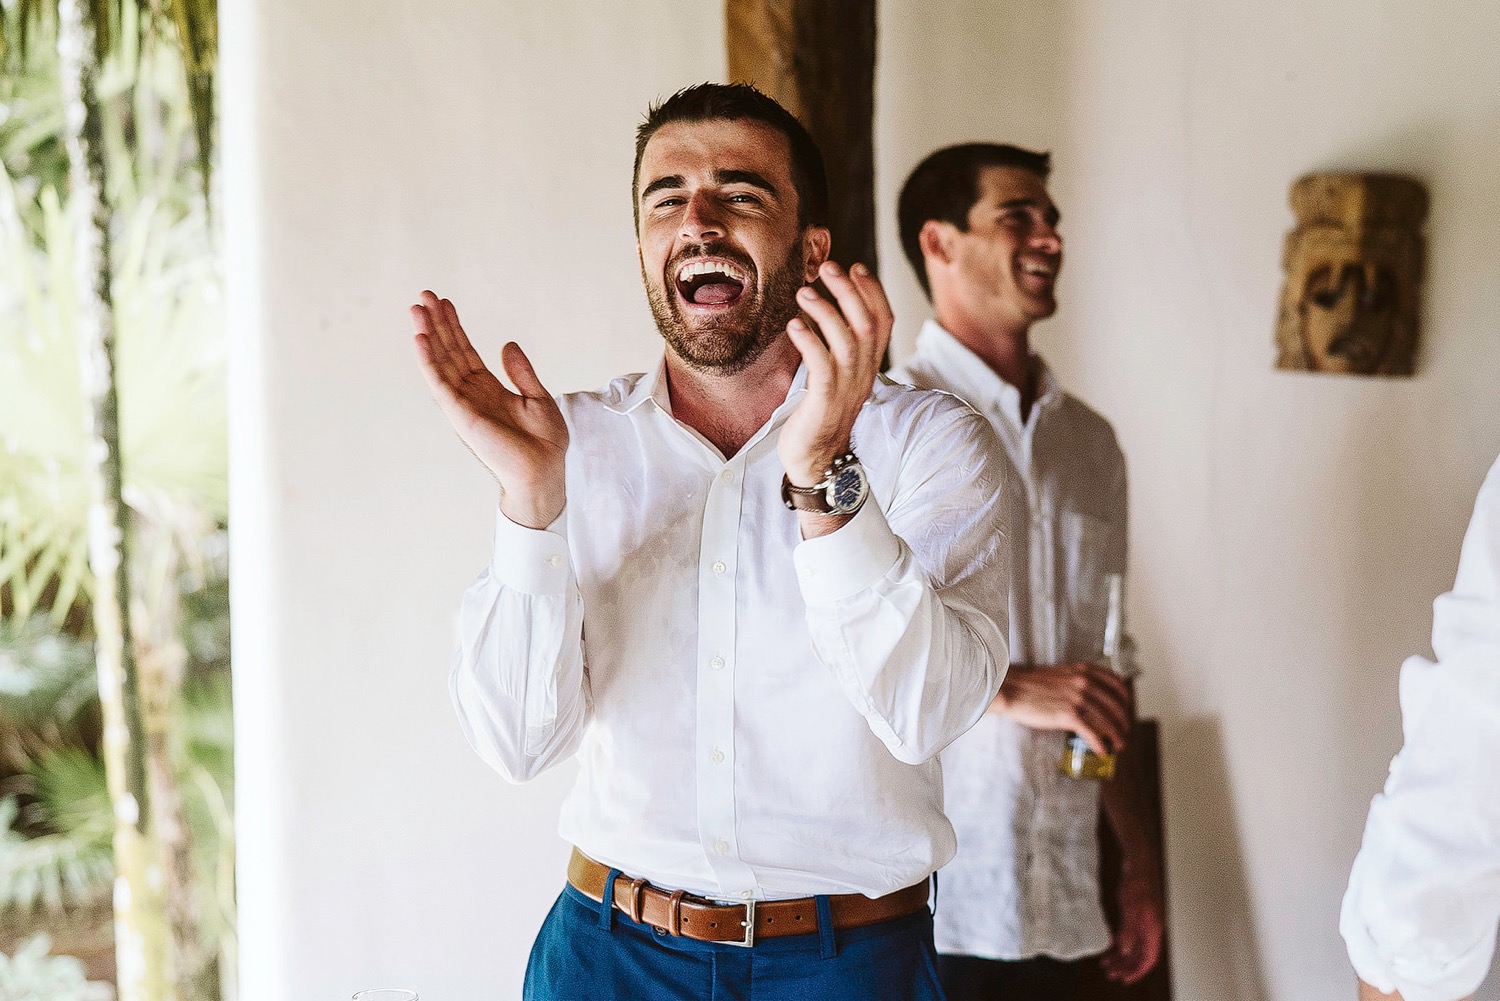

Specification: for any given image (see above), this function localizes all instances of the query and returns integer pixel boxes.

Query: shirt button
[714,840,730,856]
[547,554,563,567]
[712,560,727,575]
[710,656,725,670]
[720,470,734,484]
[739,890,753,900]
[710,749,725,764]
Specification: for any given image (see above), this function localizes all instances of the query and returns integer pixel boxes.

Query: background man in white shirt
[1342,454,1500,1001]
[889,143,1166,1001]
[410,85,1012,1000]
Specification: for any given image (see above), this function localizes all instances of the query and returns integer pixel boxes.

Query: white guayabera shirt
[1342,455,1500,1001]
[450,358,1011,901]
[891,321,1126,961]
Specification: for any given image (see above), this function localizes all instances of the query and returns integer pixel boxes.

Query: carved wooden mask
[1275,173,1428,375]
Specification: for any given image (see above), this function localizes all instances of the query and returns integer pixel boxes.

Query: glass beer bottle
[1059,572,1126,781]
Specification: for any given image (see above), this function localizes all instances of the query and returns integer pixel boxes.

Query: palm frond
[0,620,97,728]
[0,105,223,627]
[0,934,114,1001]
[0,793,114,915]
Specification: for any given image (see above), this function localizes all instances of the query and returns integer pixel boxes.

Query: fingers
[796,261,889,375]
[796,285,860,369]
[438,294,488,373]
[1102,926,1159,984]
[411,301,468,396]
[1075,664,1132,752]
[786,315,834,384]
[1070,705,1124,757]
[845,262,893,359]
[501,342,552,400]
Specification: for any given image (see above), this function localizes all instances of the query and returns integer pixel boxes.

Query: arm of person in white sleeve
[1341,457,1500,1001]
[795,402,1010,765]
[449,509,590,783]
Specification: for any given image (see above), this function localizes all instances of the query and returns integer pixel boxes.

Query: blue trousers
[523,882,948,1000]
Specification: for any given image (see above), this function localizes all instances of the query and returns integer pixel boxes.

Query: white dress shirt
[1341,455,1500,1001]
[891,320,1125,960]
[450,358,1011,902]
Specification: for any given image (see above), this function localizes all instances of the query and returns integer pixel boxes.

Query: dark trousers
[523,883,948,1000]
[936,953,1082,1001]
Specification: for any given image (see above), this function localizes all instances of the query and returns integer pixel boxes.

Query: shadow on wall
[1162,716,1270,1001]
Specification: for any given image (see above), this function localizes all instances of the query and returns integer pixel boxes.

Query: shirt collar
[605,354,810,418]
[915,319,1062,425]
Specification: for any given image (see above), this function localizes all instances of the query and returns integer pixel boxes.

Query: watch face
[827,464,869,514]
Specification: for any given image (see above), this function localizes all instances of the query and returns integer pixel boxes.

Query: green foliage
[0,560,234,961]
[0,0,216,194]
[0,935,112,1001]
[0,0,228,993]
[0,43,224,629]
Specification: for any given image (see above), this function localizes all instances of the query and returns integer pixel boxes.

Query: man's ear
[919,220,954,268]
[802,225,832,282]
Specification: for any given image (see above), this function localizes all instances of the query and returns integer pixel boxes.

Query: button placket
[693,458,754,894]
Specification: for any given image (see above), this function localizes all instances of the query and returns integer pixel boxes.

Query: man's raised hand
[779,261,892,490]
[411,291,568,529]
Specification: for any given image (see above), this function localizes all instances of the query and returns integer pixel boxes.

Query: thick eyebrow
[639,169,780,204]
[640,174,686,201]
[715,169,778,196]
[997,197,1061,225]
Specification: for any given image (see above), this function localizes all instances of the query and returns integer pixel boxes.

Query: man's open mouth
[675,257,750,307]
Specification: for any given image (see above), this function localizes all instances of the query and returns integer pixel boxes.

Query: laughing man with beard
[410,84,1012,999]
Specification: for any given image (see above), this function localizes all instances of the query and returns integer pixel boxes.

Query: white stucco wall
[226,2,1500,999]
[876,3,1500,1000]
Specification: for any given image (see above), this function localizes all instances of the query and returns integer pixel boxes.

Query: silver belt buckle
[727,898,756,947]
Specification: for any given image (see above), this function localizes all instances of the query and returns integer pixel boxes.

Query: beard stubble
[644,239,806,375]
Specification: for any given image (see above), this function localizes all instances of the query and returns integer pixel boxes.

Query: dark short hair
[633,82,829,232]
[898,143,1051,297]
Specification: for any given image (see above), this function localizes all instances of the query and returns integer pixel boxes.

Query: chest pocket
[1058,510,1112,658]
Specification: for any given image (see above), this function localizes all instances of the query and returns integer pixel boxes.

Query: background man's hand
[411,290,569,529]
[1101,867,1165,984]
[992,662,1132,755]
[778,261,891,491]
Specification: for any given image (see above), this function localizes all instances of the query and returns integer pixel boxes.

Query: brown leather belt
[567,847,930,947]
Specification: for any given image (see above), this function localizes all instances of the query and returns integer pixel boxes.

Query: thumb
[501,342,551,399]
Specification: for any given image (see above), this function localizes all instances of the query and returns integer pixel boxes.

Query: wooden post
[725,0,877,274]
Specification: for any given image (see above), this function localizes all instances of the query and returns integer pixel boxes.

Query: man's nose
[1031,221,1062,253]
[680,193,726,242]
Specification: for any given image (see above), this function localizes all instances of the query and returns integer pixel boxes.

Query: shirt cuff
[490,507,571,595]
[792,499,902,604]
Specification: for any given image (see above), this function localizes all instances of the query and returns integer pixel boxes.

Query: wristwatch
[781,452,869,515]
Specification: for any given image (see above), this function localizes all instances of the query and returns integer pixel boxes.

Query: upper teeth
[677,259,747,283]
[1023,262,1054,276]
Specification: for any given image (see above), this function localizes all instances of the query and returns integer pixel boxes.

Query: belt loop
[815,894,837,959]
[598,868,621,931]
[626,877,646,924]
[667,889,686,936]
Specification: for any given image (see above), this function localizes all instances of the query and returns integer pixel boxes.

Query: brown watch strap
[781,473,833,512]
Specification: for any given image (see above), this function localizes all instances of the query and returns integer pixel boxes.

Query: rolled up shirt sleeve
[796,399,1010,765]
[448,508,590,783]
[1341,458,1500,1001]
